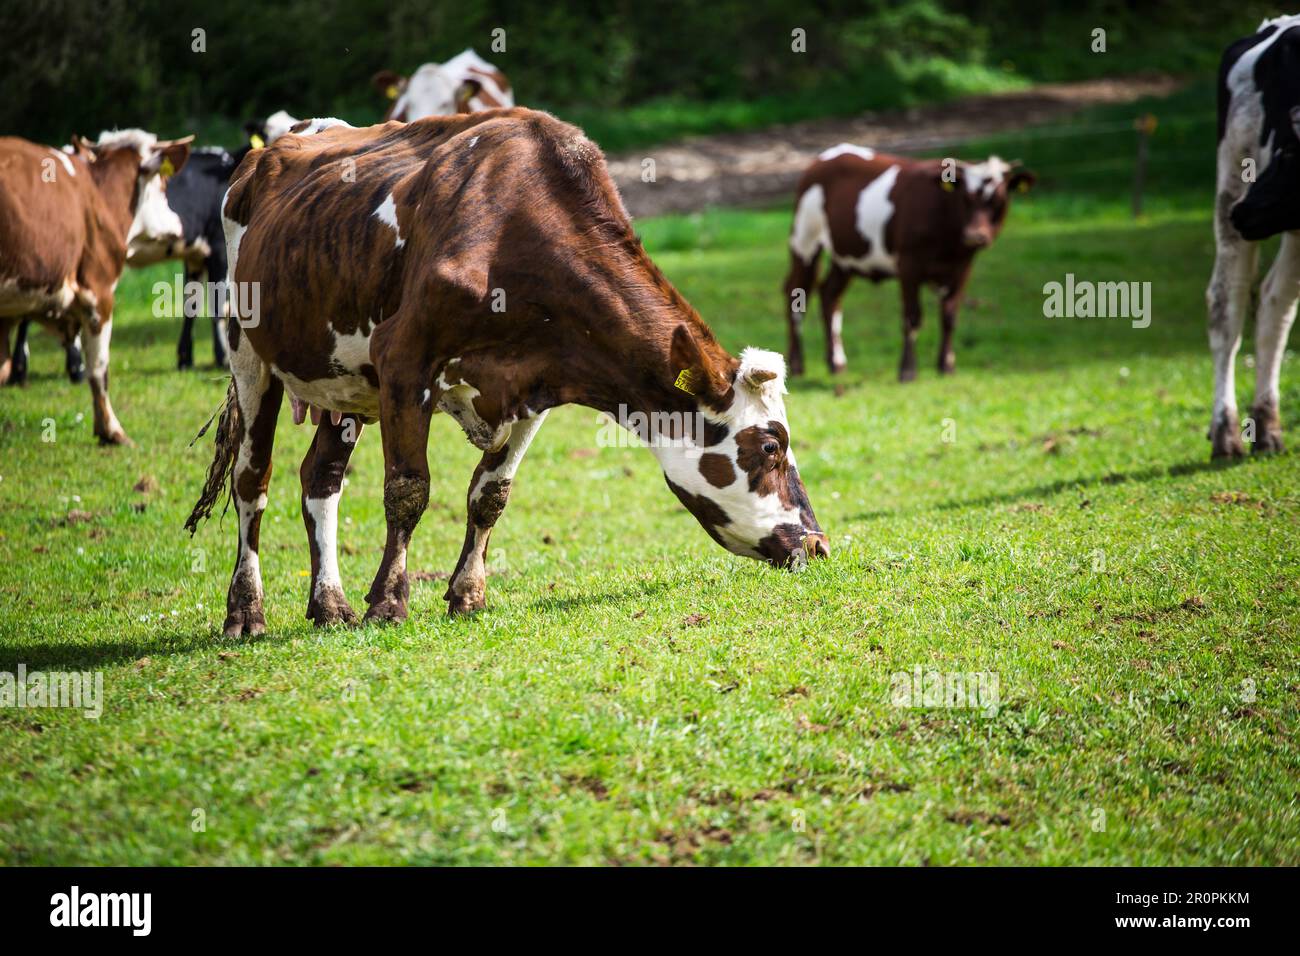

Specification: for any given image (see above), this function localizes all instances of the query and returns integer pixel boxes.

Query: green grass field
[2,89,1299,865]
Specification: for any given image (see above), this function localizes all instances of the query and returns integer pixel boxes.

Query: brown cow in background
[0,130,192,442]
[783,144,1035,381]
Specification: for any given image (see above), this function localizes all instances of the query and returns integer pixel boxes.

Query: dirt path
[607,75,1184,218]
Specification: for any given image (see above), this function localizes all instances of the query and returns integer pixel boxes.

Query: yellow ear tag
[1017,180,1030,193]
[941,179,956,192]
[386,85,399,100]
[249,134,265,150]
[160,157,175,178]
[674,369,699,394]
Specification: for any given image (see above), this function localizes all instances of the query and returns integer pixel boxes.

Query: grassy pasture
[1,90,1298,865]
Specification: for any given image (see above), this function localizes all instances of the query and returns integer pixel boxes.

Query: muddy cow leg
[301,414,362,626]
[8,319,30,386]
[364,356,434,625]
[1250,232,1300,453]
[81,305,129,445]
[446,410,549,616]
[1207,183,1259,457]
[223,346,283,637]
[898,274,923,383]
[783,248,821,377]
[819,264,851,375]
[938,265,972,375]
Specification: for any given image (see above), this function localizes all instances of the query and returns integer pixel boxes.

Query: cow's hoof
[938,356,956,375]
[363,600,407,625]
[307,589,359,627]
[223,608,266,638]
[66,368,85,384]
[447,594,485,617]
[828,361,846,376]
[1253,429,1285,454]
[177,357,194,371]
[96,430,132,447]
[898,367,918,383]
[1210,419,1245,459]
[787,357,805,377]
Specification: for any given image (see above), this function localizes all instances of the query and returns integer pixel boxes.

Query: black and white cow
[125,143,255,368]
[1208,14,1300,457]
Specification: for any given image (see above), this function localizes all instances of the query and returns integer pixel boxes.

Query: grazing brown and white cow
[186,109,827,634]
[783,144,1035,381]
[0,130,192,441]
[1207,14,1300,457]
[372,49,513,122]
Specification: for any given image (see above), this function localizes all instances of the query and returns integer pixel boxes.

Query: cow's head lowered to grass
[654,326,829,567]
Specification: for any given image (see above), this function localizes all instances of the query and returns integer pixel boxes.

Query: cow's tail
[185,378,240,535]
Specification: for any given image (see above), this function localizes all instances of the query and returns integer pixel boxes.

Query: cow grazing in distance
[0,130,192,442]
[1207,14,1300,457]
[372,49,513,122]
[186,109,828,634]
[783,144,1035,381]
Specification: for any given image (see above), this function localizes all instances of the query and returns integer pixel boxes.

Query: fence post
[1132,113,1157,218]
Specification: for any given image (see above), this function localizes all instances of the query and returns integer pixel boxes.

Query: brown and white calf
[1207,15,1300,457]
[186,109,827,634]
[372,48,513,122]
[0,130,192,441]
[783,145,1035,381]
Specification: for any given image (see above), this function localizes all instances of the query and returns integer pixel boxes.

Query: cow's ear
[71,135,96,159]
[670,324,731,403]
[1008,168,1037,194]
[372,70,404,100]
[936,163,961,193]
[454,78,482,113]
[142,136,194,178]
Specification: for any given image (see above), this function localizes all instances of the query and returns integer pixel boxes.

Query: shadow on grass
[850,453,1256,521]
[0,628,275,673]
[525,578,673,614]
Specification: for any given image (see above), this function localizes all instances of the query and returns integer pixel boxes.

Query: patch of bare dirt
[609,74,1184,217]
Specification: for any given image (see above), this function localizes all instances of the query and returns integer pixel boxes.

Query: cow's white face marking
[98,129,185,262]
[262,110,300,144]
[818,143,875,163]
[652,349,813,560]
[962,156,1012,200]
[373,194,405,248]
[395,64,461,120]
[840,165,901,274]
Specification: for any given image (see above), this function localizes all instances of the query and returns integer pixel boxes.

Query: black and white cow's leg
[206,255,231,369]
[177,309,196,370]
[1250,233,1300,453]
[64,328,84,383]
[819,264,850,375]
[783,249,821,377]
[300,414,362,626]
[446,410,549,616]
[937,267,971,375]
[9,319,30,385]
[223,344,283,637]
[1207,190,1259,457]
[365,366,433,624]
[898,274,924,383]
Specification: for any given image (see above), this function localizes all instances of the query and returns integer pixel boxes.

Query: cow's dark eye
[762,440,779,455]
